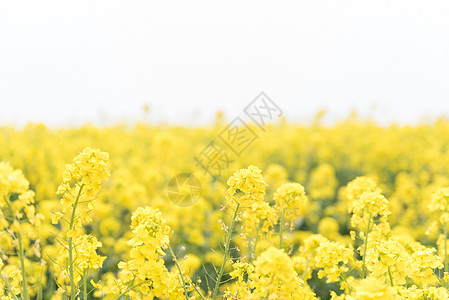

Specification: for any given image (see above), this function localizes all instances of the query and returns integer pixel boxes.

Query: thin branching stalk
[124,278,135,300]
[212,202,240,300]
[435,271,447,289]
[361,213,372,278]
[445,220,448,289]
[302,249,315,283]
[4,194,30,300]
[192,283,207,300]
[340,272,352,294]
[17,231,29,300]
[83,269,88,299]
[388,266,394,287]
[68,184,84,299]
[112,280,150,300]
[250,226,260,263]
[167,243,189,300]
[36,265,45,300]
[279,208,286,249]
[2,276,20,300]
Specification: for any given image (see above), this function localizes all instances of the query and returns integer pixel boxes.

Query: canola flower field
[3,117,449,299]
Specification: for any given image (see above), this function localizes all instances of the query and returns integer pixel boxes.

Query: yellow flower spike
[50,147,110,299]
[0,161,43,300]
[226,247,311,299]
[97,206,192,299]
[225,165,268,206]
[213,166,269,300]
[274,182,309,248]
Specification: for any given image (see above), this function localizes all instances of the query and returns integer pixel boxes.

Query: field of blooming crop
[2,117,449,299]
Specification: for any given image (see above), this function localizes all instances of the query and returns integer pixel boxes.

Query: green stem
[192,283,207,300]
[361,213,372,278]
[435,272,447,289]
[388,266,394,287]
[17,231,30,300]
[113,281,150,300]
[445,221,448,288]
[250,226,260,263]
[340,272,352,294]
[279,208,286,249]
[302,249,315,283]
[83,269,87,299]
[212,202,240,300]
[68,184,84,300]
[124,278,135,300]
[167,244,189,300]
[2,276,21,300]
[36,265,45,300]
[4,194,30,300]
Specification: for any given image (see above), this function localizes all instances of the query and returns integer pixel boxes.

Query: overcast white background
[1,1,448,127]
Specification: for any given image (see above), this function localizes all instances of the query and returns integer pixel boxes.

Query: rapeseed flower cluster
[225,246,316,299]
[274,182,309,248]
[225,165,267,205]
[0,162,43,300]
[93,206,192,299]
[50,147,110,299]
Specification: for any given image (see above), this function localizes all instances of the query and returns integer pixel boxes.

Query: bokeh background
[1,0,449,126]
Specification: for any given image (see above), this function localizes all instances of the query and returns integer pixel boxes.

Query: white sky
[1,1,449,126]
